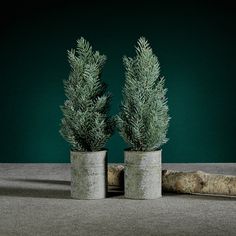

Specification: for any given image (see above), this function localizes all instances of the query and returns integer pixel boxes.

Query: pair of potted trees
[60,37,170,200]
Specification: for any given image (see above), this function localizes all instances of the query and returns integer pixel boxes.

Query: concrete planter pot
[124,150,162,199]
[70,150,107,200]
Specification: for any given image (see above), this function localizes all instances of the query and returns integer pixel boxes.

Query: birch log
[108,165,124,187]
[108,165,236,196]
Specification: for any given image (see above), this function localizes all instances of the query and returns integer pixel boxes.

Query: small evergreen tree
[117,37,170,151]
[60,37,114,151]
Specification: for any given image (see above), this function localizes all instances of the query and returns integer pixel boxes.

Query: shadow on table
[0,178,125,199]
[163,192,236,201]
[1,184,234,200]
[107,186,124,198]
[0,186,71,199]
[7,179,232,200]
[7,178,71,185]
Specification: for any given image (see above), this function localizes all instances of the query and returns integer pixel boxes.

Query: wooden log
[162,169,236,196]
[108,165,236,196]
[108,165,124,187]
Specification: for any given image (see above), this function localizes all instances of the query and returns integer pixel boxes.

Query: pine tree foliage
[60,37,114,151]
[117,37,170,151]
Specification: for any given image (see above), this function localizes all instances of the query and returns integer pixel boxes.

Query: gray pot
[70,150,107,200]
[124,150,162,199]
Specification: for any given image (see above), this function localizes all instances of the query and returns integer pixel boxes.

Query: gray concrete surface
[0,163,235,236]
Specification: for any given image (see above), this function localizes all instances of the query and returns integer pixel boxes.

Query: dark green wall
[1,1,235,163]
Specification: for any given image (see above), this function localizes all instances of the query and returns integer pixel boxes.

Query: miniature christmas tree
[117,37,170,151]
[60,37,114,151]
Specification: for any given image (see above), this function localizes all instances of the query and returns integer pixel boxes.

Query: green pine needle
[117,37,170,151]
[60,37,114,151]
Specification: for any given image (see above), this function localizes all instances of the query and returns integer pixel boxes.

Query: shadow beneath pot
[162,192,236,201]
[107,186,124,198]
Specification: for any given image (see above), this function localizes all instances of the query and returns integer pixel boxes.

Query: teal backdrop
[1,1,235,163]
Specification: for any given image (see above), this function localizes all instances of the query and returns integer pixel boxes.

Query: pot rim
[124,148,162,153]
[70,148,107,154]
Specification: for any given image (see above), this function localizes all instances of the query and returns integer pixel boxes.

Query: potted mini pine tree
[117,37,170,199]
[60,37,114,199]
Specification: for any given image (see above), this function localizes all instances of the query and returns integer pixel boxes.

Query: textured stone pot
[70,150,107,200]
[124,150,162,199]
